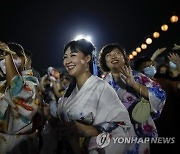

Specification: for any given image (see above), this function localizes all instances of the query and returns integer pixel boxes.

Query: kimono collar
[107,73,120,91]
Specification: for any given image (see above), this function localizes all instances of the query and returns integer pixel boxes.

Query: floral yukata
[104,70,166,153]
[0,75,39,153]
[58,75,138,154]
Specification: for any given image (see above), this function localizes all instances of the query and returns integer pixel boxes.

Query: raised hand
[151,47,167,61]
[119,65,136,87]
[154,47,167,55]
[172,44,180,50]
[168,53,180,71]
[0,42,9,51]
[168,53,180,65]
[0,41,16,55]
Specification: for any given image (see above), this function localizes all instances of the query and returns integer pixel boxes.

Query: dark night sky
[0,0,179,75]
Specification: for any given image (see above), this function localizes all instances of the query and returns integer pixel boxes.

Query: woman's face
[63,47,89,77]
[105,48,125,70]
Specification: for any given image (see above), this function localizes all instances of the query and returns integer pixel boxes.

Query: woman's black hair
[99,43,129,72]
[25,50,33,60]
[64,39,95,74]
[64,39,95,97]
[7,42,24,57]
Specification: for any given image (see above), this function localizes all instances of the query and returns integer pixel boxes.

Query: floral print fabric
[105,71,166,138]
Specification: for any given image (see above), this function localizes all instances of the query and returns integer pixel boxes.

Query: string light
[131,13,178,60]
[132,51,137,56]
[146,38,152,44]
[153,32,160,38]
[141,43,147,49]
[170,15,178,23]
[161,24,168,31]
[136,47,141,53]
[129,54,134,60]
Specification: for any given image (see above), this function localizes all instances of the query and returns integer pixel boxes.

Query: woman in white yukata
[43,39,137,154]
[99,43,166,154]
[0,42,40,154]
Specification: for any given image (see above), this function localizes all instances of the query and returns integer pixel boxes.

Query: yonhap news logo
[96,132,111,148]
[112,137,175,144]
[96,134,175,148]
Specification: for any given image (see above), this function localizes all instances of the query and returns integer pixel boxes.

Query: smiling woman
[40,39,138,154]
[99,43,166,153]
[63,39,94,81]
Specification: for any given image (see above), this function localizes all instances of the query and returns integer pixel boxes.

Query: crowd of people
[0,39,179,154]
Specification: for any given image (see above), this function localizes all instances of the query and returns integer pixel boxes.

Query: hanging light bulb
[146,38,152,44]
[170,15,178,23]
[136,47,141,53]
[153,32,160,38]
[141,43,147,49]
[129,54,134,60]
[161,24,168,31]
[132,51,137,56]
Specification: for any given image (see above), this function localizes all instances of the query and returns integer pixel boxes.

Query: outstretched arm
[151,47,166,61]
[172,44,180,50]
[0,42,18,85]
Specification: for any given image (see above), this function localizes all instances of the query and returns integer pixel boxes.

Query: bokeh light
[161,24,168,31]
[153,32,160,38]
[146,38,152,44]
[170,15,178,23]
